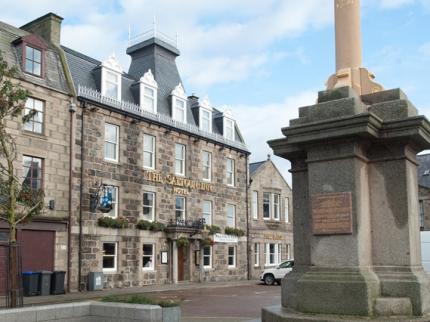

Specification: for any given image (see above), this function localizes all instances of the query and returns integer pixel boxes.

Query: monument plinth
[263,1,430,321]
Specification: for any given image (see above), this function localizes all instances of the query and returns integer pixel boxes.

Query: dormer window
[199,97,213,132]
[223,109,235,141]
[24,45,42,76]
[101,54,122,101]
[140,69,158,114]
[171,83,187,123]
[105,71,119,99]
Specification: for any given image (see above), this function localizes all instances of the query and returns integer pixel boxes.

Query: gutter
[78,102,86,291]
[67,101,76,292]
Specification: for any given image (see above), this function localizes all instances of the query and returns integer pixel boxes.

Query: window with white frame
[286,243,291,260]
[285,197,290,223]
[140,69,158,113]
[278,244,282,263]
[202,200,212,226]
[171,83,187,123]
[175,196,186,220]
[200,108,212,132]
[224,118,235,141]
[202,151,212,182]
[101,54,122,100]
[203,246,212,268]
[226,158,235,186]
[142,244,154,270]
[263,193,271,219]
[228,246,236,268]
[252,191,258,219]
[254,243,259,267]
[226,204,236,228]
[143,134,155,169]
[265,243,280,266]
[23,97,44,134]
[142,86,156,113]
[104,70,120,99]
[104,123,119,162]
[173,98,186,123]
[175,144,186,176]
[101,186,118,218]
[143,192,155,221]
[103,242,117,272]
[273,194,280,221]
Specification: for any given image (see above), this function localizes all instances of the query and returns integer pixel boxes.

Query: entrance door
[19,230,55,272]
[178,246,185,281]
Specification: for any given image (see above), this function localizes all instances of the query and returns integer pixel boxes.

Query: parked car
[260,259,294,285]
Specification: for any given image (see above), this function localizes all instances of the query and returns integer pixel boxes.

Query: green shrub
[176,236,189,247]
[201,237,214,246]
[225,227,245,237]
[101,294,180,307]
[98,216,128,229]
[205,225,221,235]
[136,220,166,232]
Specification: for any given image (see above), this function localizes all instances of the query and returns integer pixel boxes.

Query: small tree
[0,52,44,307]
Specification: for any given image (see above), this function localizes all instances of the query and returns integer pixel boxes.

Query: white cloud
[233,90,317,184]
[0,0,332,90]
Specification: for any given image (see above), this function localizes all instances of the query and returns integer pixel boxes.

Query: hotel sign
[144,171,214,194]
[213,233,238,243]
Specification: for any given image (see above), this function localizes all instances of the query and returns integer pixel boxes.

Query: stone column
[327,0,383,95]
[335,0,362,71]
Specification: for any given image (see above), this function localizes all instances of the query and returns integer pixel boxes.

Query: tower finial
[326,0,383,95]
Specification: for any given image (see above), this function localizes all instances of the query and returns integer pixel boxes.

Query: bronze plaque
[312,192,353,235]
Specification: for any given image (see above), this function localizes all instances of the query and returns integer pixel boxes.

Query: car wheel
[264,274,275,285]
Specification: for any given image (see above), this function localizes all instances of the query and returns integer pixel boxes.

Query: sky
[2,0,430,186]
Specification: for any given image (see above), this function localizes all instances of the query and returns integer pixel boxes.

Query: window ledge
[104,158,119,164]
[22,130,47,140]
[102,269,117,274]
[142,269,156,272]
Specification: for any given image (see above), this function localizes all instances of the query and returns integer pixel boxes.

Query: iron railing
[78,85,249,152]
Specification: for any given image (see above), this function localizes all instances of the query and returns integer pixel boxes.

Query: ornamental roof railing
[78,85,248,152]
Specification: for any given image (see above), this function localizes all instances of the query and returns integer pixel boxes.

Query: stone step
[374,297,412,317]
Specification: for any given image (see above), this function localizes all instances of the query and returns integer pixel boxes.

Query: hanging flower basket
[201,237,215,247]
[176,237,189,247]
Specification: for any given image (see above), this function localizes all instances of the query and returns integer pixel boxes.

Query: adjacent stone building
[417,153,430,231]
[0,13,73,294]
[248,157,293,279]
[63,33,250,289]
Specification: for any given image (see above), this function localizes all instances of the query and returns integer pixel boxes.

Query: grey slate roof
[418,154,430,188]
[0,21,69,94]
[62,37,246,148]
[249,161,265,177]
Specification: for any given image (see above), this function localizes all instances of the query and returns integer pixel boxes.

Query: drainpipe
[245,154,250,280]
[78,102,86,291]
[67,101,76,293]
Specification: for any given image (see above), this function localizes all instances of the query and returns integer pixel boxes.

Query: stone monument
[263,0,430,320]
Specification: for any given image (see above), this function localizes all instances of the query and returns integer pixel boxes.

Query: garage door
[19,230,55,272]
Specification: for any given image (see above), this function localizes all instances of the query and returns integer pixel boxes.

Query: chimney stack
[20,12,63,47]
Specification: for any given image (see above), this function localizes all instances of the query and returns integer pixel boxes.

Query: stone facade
[0,13,71,288]
[419,185,430,231]
[70,106,248,290]
[248,159,293,279]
